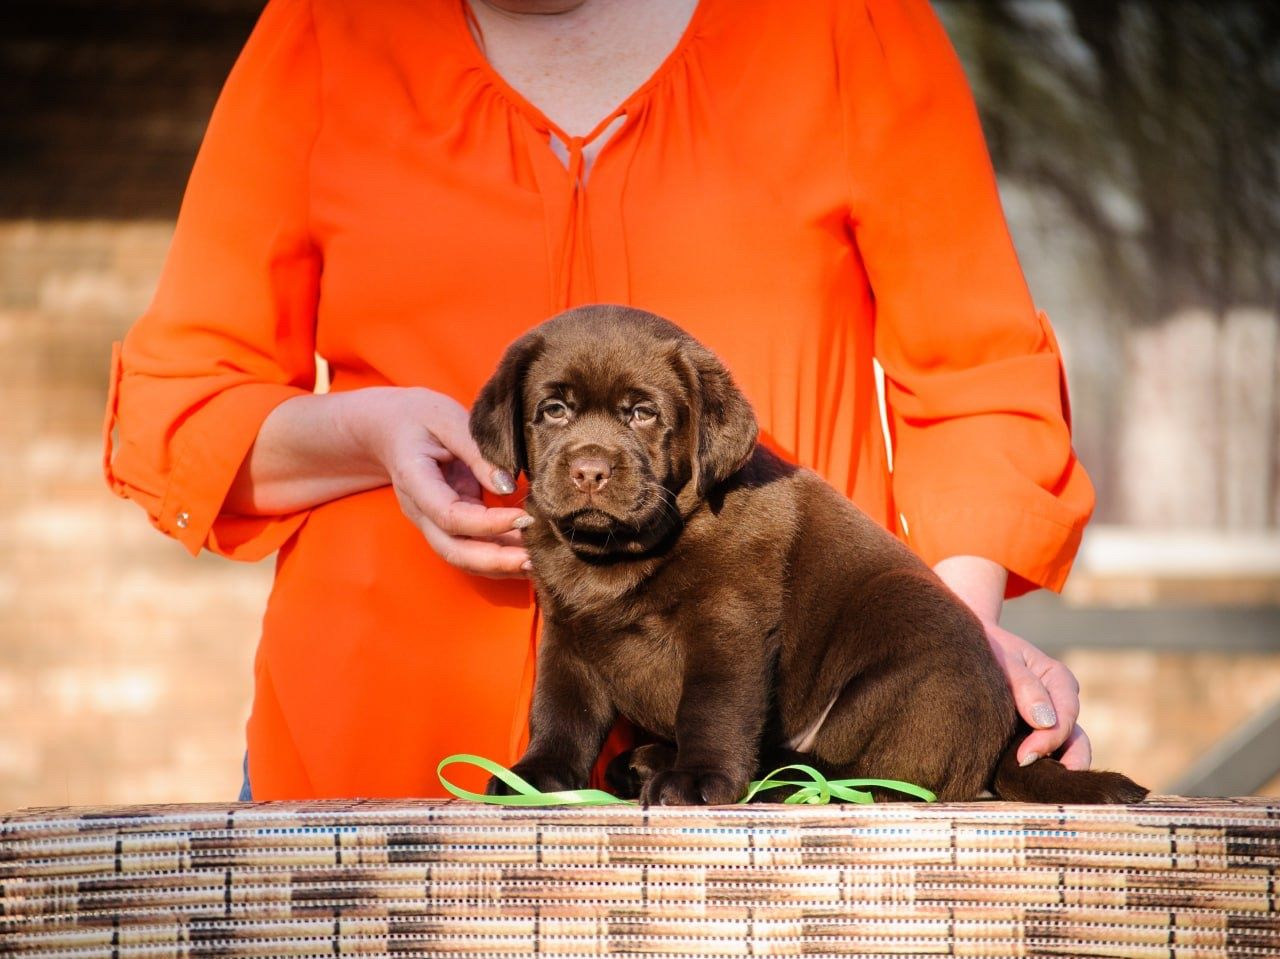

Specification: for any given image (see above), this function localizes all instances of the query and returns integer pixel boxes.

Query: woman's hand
[982,620,1091,769]
[933,555,1091,771]
[355,387,532,578]
[227,386,532,578]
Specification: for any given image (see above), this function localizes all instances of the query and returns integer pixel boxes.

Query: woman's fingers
[491,529,529,549]
[428,397,520,496]
[929,560,1093,774]
[987,624,1084,767]
[399,454,529,539]
[416,517,531,578]
[443,457,484,503]
[999,655,1059,766]
[364,388,531,578]
[989,630,1055,727]
[1017,650,1083,766]
[1055,724,1093,771]
[397,485,530,578]
[1027,657,1081,741]
[391,454,531,577]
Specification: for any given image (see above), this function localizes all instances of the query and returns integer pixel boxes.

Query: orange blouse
[103,0,1093,800]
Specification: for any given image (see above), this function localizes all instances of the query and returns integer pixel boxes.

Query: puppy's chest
[563,611,685,738]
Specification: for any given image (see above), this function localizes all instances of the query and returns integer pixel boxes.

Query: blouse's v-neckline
[453,0,708,159]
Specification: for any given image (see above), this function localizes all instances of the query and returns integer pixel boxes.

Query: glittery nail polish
[493,470,516,495]
[1032,703,1057,729]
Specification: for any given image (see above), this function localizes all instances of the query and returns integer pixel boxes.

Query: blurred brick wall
[0,220,273,807]
[1,0,264,219]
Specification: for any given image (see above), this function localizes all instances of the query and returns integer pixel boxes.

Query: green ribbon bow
[437,753,935,806]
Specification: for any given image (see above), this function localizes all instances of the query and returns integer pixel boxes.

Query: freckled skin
[470,305,1149,806]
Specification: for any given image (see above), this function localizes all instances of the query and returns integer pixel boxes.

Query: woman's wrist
[334,386,422,477]
[226,387,411,515]
[932,554,1007,624]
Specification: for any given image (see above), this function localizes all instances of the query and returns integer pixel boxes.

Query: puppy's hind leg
[809,667,1012,803]
[804,569,1018,802]
[605,742,677,799]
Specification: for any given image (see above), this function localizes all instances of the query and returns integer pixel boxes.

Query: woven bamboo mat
[2,797,1278,958]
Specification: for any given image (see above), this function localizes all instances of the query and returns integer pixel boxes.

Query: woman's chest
[307,91,862,388]
[308,2,853,316]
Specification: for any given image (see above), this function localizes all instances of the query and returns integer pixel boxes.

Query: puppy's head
[470,305,757,557]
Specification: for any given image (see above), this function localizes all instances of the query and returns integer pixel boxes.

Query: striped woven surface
[2,797,1278,958]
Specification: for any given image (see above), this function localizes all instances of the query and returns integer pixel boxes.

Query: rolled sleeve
[103,0,323,560]
[840,0,1095,597]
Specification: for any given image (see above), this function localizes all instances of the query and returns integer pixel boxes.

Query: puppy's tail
[991,725,1149,804]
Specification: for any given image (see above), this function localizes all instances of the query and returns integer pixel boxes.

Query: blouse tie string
[554,135,600,311]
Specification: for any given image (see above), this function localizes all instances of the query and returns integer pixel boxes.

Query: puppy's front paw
[641,768,743,806]
[486,760,585,797]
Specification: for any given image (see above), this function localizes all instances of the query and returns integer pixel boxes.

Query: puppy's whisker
[638,481,680,532]
[644,494,677,527]
[644,481,678,515]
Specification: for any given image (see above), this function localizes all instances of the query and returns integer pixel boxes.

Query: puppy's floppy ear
[470,331,544,478]
[674,340,758,494]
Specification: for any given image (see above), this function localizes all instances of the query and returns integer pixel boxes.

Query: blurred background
[1,0,1277,810]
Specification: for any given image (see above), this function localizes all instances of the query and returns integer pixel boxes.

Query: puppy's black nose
[570,457,612,493]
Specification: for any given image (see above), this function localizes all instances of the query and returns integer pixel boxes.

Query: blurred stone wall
[942,1,1280,528]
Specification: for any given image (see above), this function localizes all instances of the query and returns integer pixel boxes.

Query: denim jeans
[238,751,253,802]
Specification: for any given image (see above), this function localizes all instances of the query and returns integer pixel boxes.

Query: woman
[104,0,1093,800]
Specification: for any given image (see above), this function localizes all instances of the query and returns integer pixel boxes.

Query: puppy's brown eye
[630,405,658,426]
[540,401,570,423]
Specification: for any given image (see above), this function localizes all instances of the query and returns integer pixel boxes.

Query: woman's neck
[466,0,698,141]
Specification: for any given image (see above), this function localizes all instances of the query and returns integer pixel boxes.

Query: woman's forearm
[223,389,397,516]
[224,385,530,577]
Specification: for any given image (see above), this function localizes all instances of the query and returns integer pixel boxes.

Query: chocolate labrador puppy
[470,305,1147,805]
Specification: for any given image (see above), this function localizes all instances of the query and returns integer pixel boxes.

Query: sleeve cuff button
[175,511,190,529]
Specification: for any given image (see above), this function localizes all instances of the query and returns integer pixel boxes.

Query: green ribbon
[437,754,633,806]
[738,763,936,804]
[437,754,935,806]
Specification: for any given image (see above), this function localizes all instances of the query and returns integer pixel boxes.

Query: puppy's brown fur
[471,305,1147,805]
